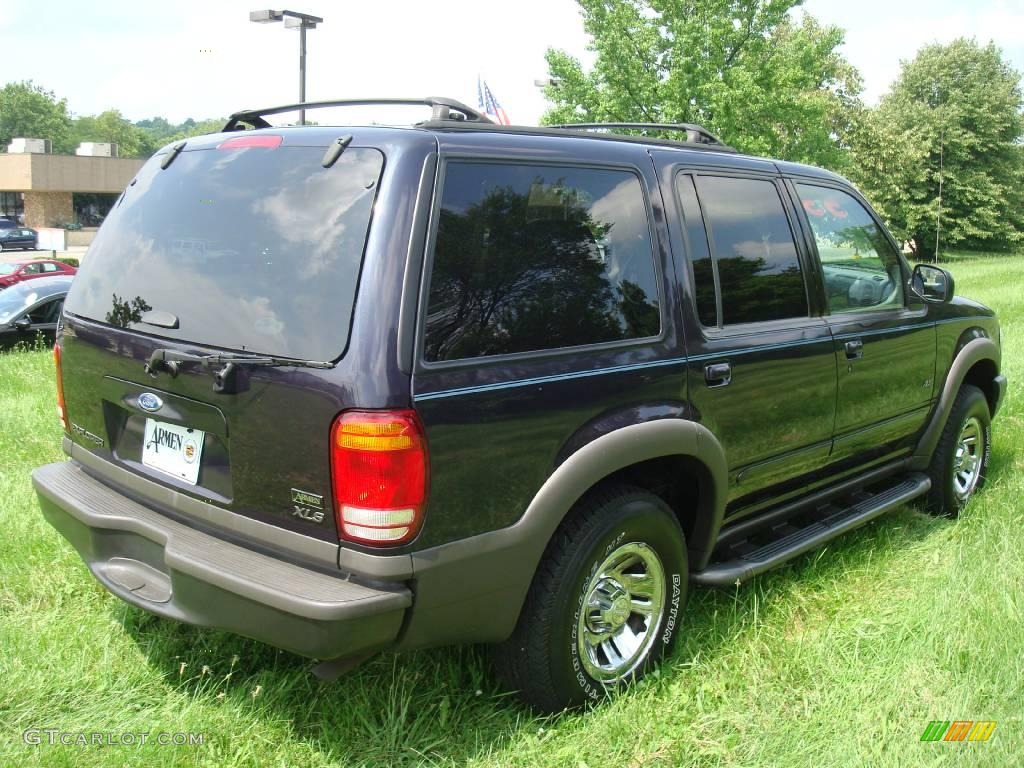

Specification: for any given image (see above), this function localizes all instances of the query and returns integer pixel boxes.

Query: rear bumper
[32,461,411,660]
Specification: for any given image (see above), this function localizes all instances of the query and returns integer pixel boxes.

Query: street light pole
[249,9,323,125]
[299,22,307,124]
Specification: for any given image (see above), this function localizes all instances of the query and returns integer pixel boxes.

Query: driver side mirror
[13,316,31,332]
[911,264,954,303]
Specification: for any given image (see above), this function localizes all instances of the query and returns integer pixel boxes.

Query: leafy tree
[163,118,228,143]
[72,110,159,158]
[0,81,74,153]
[541,1,862,168]
[848,39,1024,259]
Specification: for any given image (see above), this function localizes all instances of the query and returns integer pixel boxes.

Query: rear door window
[64,145,384,361]
[423,162,660,362]
[689,175,808,327]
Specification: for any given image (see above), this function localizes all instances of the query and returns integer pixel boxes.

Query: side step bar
[692,473,931,587]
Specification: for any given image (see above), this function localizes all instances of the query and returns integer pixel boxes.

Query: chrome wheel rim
[577,542,666,684]
[953,416,984,502]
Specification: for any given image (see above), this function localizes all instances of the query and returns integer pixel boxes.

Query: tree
[541,1,862,169]
[72,110,159,158]
[0,81,74,153]
[848,39,1024,259]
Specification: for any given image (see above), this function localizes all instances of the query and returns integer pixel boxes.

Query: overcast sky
[0,0,1022,126]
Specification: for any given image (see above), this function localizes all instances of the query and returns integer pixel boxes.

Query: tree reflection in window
[695,176,808,326]
[425,164,660,362]
[105,294,152,328]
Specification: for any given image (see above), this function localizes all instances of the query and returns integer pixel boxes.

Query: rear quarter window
[423,162,661,362]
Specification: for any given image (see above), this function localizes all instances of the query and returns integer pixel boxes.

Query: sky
[0,0,1022,127]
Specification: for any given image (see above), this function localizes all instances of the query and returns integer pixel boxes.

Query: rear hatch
[60,131,387,543]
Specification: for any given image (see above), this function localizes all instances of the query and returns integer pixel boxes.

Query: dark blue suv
[33,98,1006,712]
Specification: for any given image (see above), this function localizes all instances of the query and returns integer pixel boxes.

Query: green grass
[1,255,1022,767]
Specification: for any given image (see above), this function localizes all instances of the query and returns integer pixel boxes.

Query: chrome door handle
[705,362,732,387]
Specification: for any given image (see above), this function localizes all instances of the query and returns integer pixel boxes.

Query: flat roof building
[0,143,145,229]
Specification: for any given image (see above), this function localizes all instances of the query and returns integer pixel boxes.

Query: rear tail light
[54,342,69,432]
[330,410,429,546]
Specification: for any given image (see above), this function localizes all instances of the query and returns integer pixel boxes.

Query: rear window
[64,144,384,361]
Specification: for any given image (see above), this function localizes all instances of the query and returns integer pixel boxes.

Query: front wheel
[925,384,992,516]
[494,486,688,712]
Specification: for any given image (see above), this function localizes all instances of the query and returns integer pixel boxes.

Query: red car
[0,259,77,290]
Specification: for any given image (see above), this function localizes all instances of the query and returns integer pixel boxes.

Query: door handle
[844,340,864,360]
[705,362,732,387]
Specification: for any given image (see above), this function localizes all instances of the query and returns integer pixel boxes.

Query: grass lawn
[1,255,1021,767]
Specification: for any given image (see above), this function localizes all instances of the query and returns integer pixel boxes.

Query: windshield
[64,143,384,361]
[0,263,17,275]
[0,283,39,324]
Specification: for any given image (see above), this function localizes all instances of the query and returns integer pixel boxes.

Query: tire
[494,485,688,712]
[925,384,991,516]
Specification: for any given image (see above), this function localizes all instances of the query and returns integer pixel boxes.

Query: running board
[692,473,931,587]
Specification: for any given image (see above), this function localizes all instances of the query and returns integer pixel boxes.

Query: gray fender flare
[910,336,1000,471]
[401,419,727,648]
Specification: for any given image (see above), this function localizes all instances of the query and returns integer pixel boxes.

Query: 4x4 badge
[290,489,324,509]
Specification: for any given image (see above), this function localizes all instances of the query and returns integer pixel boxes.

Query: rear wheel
[925,384,991,516]
[494,485,688,712]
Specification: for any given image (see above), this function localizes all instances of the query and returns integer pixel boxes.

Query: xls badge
[290,488,325,524]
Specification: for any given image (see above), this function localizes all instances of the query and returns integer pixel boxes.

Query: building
[0,139,145,236]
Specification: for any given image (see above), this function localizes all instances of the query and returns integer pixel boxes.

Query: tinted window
[695,176,807,326]
[424,163,660,361]
[28,298,63,324]
[675,174,717,327]
[796,184,904,313]
[64,146,384,361]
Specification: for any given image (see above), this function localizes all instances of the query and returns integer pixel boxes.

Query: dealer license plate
[142,419,205,485]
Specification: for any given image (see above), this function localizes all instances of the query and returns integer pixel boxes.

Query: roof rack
[222,97,494,132]
[550,122,733,150]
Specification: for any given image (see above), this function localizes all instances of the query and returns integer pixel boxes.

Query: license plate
[142,419,205,485]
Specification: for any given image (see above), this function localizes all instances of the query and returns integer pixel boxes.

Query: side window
[795,184,904,313]
[674,175,717,327]
[42,262,60,273]
[22,263,42,275]
[694,176,808,326]
[424,162,660,362]
[28,299,60,324]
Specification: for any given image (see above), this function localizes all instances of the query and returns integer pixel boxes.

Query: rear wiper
[145,348,334,393]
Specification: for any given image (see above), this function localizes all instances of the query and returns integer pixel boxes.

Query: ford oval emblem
[138,392,163,412]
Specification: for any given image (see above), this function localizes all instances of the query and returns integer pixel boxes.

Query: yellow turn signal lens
[336,419,415,451]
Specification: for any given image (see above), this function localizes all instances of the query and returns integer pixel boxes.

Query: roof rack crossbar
[550,122,730,148]
[223,97,494,131]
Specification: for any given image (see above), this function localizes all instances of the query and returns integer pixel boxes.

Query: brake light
[54,342,69,432]
[330,410,429,546]
[216,135,283,150]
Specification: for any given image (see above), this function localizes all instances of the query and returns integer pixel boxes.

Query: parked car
[0,259,76,290]
[0,225,38,251]
[0,275,71,350]
[33,98,1006,712]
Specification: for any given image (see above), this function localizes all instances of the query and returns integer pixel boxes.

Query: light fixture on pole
[249,9,323,125]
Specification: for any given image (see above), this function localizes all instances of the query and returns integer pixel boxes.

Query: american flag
[478,77,510,125]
